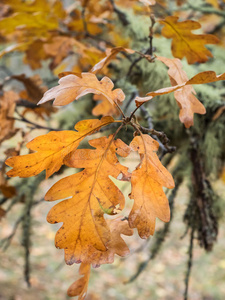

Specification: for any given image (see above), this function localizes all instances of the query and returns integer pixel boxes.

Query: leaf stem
[115,102,126,118]
[10,111,60,131]
[129,102,144,120]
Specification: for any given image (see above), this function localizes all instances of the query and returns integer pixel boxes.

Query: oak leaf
[91,47,135,74]
[5,117,114,179]
[92,94,120,117]
[0,12,59,37]
[43,36,76,69]
[67,218,132,298]
[157,56,206,128]
[135,70,225,127]
[38,73,125,106]
[81,218,133,267]
[129,134,175,238]
[45,136,131,265]
[160,16,219,64]
[67,263,91,299]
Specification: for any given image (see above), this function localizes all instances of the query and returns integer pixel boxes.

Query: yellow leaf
[160,16,219,64]
[6,117,114,178]
[0,12,58,36]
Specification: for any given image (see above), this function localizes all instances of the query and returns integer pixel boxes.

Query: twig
[140,105,153,129]
[129,105,176,156]
[148,14,156,56]
[124,91,139,113]
[126,48,150,79]
[9,109,59,131]
[187,2,225,17]
[126,14,155,79]
[16,99,41,109]
[109,0,129,26]
[81,2,88,33]
[10,116,59,131]
[139,124,176,154]
[184,227,195,300]
[22,194,33,287]
[0,214,25,250]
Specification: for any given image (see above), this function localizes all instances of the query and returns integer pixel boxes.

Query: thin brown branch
[184,227,195,300]
[187,2,225,17]
[148,14,156,56]
[109,0,129,26]
[10,109,60,131]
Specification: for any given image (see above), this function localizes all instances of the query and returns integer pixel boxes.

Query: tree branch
[109,0,129,26]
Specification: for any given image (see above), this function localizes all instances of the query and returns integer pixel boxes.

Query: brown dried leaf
[135,69,225,127]
[38,73,125,106]
[91,47,135,74]
[157,56,206,128]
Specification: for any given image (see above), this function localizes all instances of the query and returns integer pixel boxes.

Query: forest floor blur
[0,175,225,300]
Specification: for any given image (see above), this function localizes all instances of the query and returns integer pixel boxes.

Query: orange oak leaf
[45,136,131,265]
[81,217,133,267]
[187,71,225,85]
[128,134,175,238]
[160,16,219,64]
[135,70,225,127]
[38,73,125,106]
[91,47,135,74]
[67,263,91,299]
[92,94,120,117]
[157,56,206,128]
[67,218,132,298]
[5,117,114,179]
